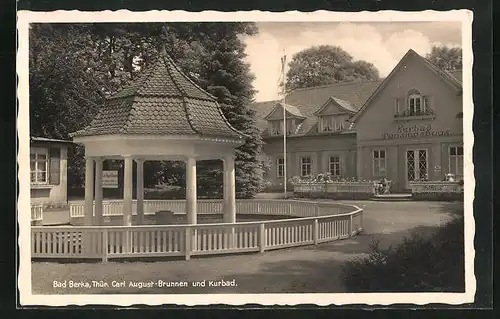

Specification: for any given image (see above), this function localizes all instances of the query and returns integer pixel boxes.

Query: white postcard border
[17,9,475,306]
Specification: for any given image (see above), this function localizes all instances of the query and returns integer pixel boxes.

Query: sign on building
[102,170,118,188]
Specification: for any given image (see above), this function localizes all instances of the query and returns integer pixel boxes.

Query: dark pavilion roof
[70,49,245,140]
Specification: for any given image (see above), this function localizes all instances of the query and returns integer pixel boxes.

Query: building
[30,137,72,206]
[251,49,463,193]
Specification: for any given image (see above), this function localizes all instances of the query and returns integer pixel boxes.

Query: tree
[29,24,107,187]
[285,45,380,91]
[183,22,263,198]
[426,45,462,72]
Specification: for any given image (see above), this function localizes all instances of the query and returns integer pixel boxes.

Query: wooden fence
[32,199,362,261]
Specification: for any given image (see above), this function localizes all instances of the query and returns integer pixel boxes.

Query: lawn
[31,200,461,294]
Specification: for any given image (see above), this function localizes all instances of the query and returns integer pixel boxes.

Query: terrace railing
[409,181,463,193]
[32,199,363,261]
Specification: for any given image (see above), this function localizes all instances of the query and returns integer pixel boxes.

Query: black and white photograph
[17,10,474,306]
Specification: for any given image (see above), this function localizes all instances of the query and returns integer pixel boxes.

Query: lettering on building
[382,124,451,140]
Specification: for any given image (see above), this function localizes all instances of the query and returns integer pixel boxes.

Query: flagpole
[282,53,287,199]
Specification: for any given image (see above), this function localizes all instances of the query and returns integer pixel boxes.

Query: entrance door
[406,149,428,188]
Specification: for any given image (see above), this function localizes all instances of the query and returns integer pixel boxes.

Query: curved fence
[32,199,363,262]
[67,199,356,219]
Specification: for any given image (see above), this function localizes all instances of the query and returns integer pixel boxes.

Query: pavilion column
[94,157,104,226]
[223,154,236,249]
[123,156,133,226]
[186,157,197,225]
[186,157,197,252]
[84,156,94,226]
[223,154,236,223]
[135,158,145,225]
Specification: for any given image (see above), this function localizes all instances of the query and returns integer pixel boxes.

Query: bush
[144,187,186,200]
[261,182,294,193]
[340,217,465,292]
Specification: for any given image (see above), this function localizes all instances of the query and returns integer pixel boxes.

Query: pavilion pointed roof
[70,48,245,140]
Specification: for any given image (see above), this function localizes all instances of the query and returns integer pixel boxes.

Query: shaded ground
[31,200,462,294]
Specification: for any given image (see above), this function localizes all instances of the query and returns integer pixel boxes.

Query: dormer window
[268,119,300,136]
[285,119,296,135]
[269,120,282,135]
[321,116,333,132]
[264,102,305,136]
[320,115,345,132]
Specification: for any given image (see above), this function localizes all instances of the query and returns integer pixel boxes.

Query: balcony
[394,108,436,121]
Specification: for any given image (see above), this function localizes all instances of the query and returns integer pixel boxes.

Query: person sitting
[377,177,390,194]
[445,173,455,182]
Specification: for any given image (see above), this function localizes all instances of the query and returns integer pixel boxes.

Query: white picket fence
[68,199,353,219]
[32,199,363,261]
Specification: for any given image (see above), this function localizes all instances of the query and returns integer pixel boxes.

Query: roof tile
[250,80,383,135]
[70,49,244,140]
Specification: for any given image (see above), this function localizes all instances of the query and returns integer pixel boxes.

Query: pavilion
[69,48,247,227]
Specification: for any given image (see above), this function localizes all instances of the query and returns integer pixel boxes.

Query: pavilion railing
[32,200,363,261]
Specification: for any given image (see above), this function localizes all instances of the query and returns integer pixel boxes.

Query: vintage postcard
[17,10,474,306]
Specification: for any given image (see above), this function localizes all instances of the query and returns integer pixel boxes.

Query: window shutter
[397,97,405,113]
[49,147,61,185]
[423,95,430,111]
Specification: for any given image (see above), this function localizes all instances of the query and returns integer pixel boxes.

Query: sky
[241,22,462,102]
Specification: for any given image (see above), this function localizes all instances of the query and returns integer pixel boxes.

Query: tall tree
[29,24,106,187]
[29,24,105,139]
[177,22,263,198]
[285,45,380,91]
[426,45,462,72]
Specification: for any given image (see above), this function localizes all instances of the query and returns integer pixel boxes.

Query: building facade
[30,137,72,206]
[251,49,464,193]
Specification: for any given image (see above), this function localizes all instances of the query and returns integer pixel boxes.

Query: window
[30,147,48,184]
[321,115,345,132]
[394,97,400,115]
[406,89,432,117]
[336,116,346,131]
[285,119,295,135]
[372,149,387,176]
[449,146,464,179]
[329,156,341,177]
[321,115,334,132]
[270,120,281,135]
[300,156,312,177]
[277,157,284,178]
[408,89,422,116]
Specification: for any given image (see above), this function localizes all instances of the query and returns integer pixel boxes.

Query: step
[372,197,413,202]
[373,194,413,201]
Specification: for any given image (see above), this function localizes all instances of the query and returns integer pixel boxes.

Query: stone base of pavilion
[68,210,294,226]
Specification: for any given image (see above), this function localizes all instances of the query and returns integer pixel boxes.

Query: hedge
[340,216,465,292]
